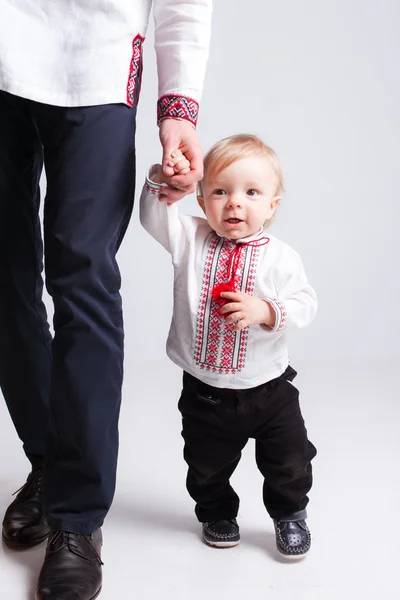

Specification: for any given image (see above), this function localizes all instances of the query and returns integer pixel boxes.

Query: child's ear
[197,195,206,213]
[268,195,281,218]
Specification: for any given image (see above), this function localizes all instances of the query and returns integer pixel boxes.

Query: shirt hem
[0,79,131,108]
[167,349,290,390]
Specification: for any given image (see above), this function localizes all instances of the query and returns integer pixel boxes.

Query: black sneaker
[202,518,240,548]
[273,512,311,559]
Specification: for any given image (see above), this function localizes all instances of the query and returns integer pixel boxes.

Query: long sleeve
[153,0,213,126]
[139,169,189,262]
[265,245,318,332]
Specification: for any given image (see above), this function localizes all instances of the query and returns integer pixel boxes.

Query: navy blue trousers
[0,91,137,533]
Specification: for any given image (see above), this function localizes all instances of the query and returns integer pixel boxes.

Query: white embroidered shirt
[140,173,318,389]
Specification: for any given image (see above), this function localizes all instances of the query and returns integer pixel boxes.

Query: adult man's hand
[159,118,203,203]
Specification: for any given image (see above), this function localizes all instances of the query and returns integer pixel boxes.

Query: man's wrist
[158,116,196,130]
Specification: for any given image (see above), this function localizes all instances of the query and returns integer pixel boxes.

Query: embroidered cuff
[264,297,288,332]
[145,166,164,195]
[157,94,199,127]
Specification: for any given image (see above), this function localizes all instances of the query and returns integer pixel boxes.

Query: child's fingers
[176,166,190,175]
[220,302,242,314]
[225,311,243,324]
[167,151,191,175]
[168,156,183,167]
[233,319,247,331]
[220,291,243,301]
[173,157,191,174]
[167,149,185,167]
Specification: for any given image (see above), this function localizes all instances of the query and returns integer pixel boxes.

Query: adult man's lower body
[0,90,137,599]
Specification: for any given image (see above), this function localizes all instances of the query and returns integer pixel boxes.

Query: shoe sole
[2,531,49,551]
[277,548,309,560]
[203,535,240,548]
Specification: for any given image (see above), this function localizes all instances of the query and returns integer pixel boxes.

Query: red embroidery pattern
[194,237,220,366]
[205,241,235,370]
[127,35,145,107]
[219,247,244,371]
[194,238,261,374]
[145,182,160,195]
[157,95,199,127]
[235,244,259,368]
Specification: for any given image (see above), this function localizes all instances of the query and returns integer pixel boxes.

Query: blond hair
[198,134,284,197]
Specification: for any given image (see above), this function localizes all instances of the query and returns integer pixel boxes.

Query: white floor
[0,360,398,599]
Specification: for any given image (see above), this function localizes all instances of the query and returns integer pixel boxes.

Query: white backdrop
[114,0,399,367]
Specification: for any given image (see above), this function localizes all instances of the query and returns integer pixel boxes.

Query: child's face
[198,156,280,240]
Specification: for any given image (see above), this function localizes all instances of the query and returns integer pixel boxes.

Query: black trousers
[0,91,137,533]
[179,368,317,522]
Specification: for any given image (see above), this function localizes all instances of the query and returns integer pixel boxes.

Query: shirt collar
[216,227,266,244]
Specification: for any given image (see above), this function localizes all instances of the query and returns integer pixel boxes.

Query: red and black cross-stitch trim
[126,34,145,107]
[157,94,199,127]
[194,238,263,374]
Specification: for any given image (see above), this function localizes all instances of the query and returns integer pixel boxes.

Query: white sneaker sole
[277,548,309,560]
[203,535,240,548]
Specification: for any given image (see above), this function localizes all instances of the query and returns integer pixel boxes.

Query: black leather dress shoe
[2,469,50,549]
[35,529,103,600]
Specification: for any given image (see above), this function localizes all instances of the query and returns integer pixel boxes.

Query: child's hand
[161,150,192,206]
[151,150,191,186]
[150,150,192,205]
[220,291,276,331]
[167,149,191,176]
